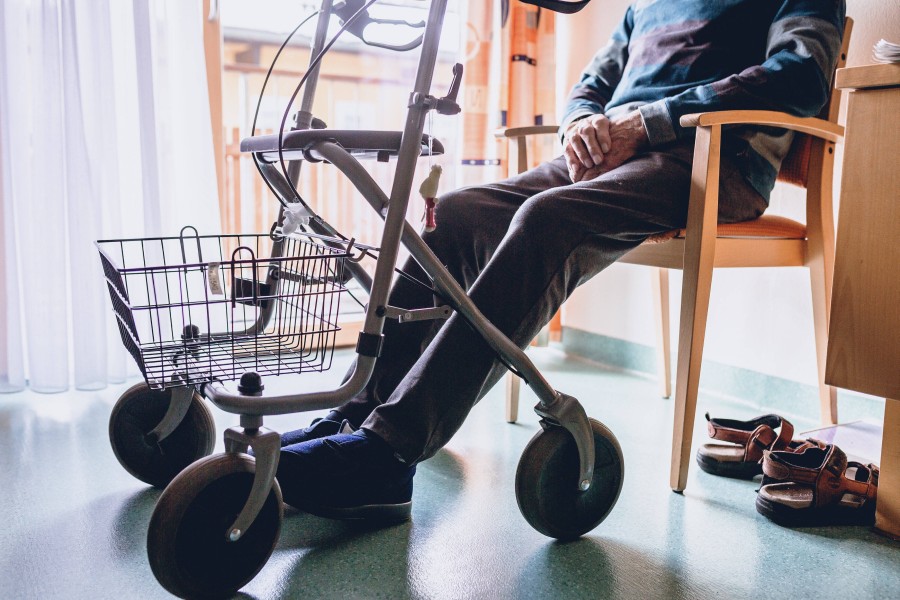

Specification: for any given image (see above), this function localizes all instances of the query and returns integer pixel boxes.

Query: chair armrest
[679,110,843,142]
[494,125,562,175]
[494,125,560,139]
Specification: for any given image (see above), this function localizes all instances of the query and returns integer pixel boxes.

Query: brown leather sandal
[696,413,799,479]
[756,444,878,527]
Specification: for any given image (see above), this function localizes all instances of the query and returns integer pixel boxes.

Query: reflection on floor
[1,348,897,599]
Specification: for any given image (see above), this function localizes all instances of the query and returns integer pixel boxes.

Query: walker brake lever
[333,0,425,52]
[407,63,464,115]
[436,63,463,115]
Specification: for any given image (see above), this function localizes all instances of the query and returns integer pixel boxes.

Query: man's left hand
[569,110,649,183]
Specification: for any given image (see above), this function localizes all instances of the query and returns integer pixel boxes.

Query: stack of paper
[872,39,900,64]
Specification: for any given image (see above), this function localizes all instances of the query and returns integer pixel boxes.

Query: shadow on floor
[3,487,165,599]
[516,537,695,600]
[110,486,163,556]
[249,448,469,599]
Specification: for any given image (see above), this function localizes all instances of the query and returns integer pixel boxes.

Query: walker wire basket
[96,228,351,390]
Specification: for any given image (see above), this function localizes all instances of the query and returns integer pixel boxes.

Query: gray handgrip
[519,0,592,14]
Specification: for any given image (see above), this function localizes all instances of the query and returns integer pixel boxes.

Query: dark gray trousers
[339,143,767,464]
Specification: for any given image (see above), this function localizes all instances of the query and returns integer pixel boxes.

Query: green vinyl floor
[1,348,897,599]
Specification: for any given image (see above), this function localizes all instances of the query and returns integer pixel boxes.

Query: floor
[1,348,897,600]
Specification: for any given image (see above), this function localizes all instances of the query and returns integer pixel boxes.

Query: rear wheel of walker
[147,453,283,599]
[515,418,624,540]
[109,382,215,488]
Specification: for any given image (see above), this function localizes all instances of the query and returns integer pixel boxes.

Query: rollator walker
[96,1,623,596]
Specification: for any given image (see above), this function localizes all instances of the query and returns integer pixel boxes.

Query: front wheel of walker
[147,453,283,599]
[109,382,216,488]
[515,418,624,540]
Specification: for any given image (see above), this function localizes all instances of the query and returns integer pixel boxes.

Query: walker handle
[519,0,592,14]
[333,0,425,52]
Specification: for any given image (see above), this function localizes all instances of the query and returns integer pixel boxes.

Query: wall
[555,1,899,390]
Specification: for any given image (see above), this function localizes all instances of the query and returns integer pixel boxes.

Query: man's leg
[276,144,766,518]
[329,161,579,426]
[364,147,766,463]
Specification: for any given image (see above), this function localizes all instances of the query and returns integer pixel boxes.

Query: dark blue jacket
[562,0,847,199]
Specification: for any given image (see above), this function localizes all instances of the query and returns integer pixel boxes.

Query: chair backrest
[776,17,853,189]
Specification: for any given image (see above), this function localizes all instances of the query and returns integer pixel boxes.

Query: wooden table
[828,63,900,538]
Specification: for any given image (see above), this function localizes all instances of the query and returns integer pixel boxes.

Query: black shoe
[280,412,354,448]
[277,428,415,523]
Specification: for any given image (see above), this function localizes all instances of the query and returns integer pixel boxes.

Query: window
[218,1,463,332]
[218,0,461,240]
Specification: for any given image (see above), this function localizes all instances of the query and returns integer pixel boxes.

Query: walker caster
[515,418,624,540]
[109,382,215,488]
[147,453,283,599]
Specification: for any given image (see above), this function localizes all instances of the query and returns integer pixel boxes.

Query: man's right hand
[563,114,612,182]
[565,110,649,182]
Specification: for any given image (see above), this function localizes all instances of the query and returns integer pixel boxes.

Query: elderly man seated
[273,0,847,522]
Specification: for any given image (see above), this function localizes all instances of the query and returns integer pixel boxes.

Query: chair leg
[671,123,720,492]
[652,268,672,398]
[810,263,838,424]
[671,263,715,492]
[505,372,520,423]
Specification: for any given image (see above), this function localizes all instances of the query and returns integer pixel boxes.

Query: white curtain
[0,0,220,393]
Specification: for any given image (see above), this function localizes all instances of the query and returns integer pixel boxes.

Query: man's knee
[421,187,489,251]
[511,189,571,235]
[431,187,484,230]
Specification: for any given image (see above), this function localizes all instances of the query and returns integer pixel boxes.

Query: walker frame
[99,1,622,596]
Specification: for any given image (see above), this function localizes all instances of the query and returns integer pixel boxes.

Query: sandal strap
[844,462,879,503]
[762,446,829,485]
[705,413,794,461]
[762,445,879,508]
[790,438,827,452]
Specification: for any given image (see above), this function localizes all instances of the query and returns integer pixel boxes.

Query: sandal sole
[696,452,762,479]
[755,495,876,527]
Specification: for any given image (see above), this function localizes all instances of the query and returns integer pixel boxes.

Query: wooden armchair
[496,19,852,492]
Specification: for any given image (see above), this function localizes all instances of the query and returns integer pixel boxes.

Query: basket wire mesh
[96,229,350,390]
